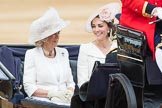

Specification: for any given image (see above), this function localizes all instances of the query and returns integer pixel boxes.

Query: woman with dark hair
[70,3,121,108]
[77,2,121,88]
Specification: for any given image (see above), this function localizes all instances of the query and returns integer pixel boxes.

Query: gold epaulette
[142,1,152,18]
[107,48,117,54]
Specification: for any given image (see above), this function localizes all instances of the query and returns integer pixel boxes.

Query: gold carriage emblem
[61,52,64,56]
[156,34,162,49]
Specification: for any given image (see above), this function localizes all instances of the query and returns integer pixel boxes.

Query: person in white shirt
[77,2,121,88]
[23,7,75,105]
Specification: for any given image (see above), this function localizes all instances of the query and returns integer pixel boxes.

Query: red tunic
[120,0,162,58]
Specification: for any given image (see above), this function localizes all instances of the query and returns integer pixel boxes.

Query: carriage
[0,25,162,108]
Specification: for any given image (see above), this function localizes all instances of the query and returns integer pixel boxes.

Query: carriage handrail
[0,61,15,80]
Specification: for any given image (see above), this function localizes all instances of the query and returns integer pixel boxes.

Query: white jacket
[23,47,75,97]
[77,42,117,87]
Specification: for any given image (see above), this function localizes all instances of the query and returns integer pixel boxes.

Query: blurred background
[0,0,120,45]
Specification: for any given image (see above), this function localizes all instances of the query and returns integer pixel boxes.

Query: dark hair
[106,20,116,37]
[91,15,116,37]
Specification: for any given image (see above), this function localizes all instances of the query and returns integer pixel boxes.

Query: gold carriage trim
[142,1,152,18]
[156,34,162,49]
[107,48,117,54]
[117,54,143,62]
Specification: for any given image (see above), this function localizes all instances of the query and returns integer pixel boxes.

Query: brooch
[61,52,64,57]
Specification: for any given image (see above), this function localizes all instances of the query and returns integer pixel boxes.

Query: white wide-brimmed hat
[86,2,121,33]
[29,7,70,43]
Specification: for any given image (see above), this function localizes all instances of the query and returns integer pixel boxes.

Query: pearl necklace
[42,48,54,56]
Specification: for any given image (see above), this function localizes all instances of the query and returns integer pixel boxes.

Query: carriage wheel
[105,73,137,108]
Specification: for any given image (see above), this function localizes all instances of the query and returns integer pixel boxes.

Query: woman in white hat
[23,7,75,105]
[77,2,121,88]
[71,2,121,108]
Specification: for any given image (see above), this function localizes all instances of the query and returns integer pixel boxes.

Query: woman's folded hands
[47,89,74,104]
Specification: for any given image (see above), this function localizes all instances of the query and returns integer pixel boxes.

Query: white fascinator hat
[29,7,70,43]
[86,2,121,33]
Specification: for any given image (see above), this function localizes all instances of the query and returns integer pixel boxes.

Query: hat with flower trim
[85,2,121,33]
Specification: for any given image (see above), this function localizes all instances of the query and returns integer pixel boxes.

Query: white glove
[155,48,162,73]
[152,7,162,19]
[64,90,73,101]
[48,89,73,104]
[47,89,65,99]
[50,95,69,104]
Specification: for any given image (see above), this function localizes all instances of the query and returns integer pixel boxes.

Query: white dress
[23,47,75,104]
[77,41,117,87]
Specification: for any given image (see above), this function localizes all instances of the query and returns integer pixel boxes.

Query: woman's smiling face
[91,17,110,41]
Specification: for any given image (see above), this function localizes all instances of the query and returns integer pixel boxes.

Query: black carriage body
[116,25,147,88]
[111,25,162,108]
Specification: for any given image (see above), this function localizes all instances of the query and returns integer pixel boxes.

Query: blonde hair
[35,38,48,47]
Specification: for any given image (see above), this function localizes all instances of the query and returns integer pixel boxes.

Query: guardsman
[119,0,162,84]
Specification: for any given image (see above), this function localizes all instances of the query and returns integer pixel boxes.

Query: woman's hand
[47,88,74,104]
